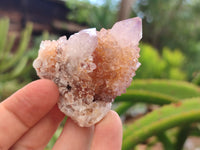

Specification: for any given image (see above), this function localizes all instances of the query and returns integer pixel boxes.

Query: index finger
[0,79,59,149]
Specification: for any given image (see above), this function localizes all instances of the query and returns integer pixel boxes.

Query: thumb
[0,79,59,149]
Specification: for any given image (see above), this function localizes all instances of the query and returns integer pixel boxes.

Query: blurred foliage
[115,79,200,150]
[0,18,32,80]
[0,18,33,100]
[0,18,50,100]
[133,0,200,80]
[137,44,166,79]
[137,43,187,80]
[65,0,118,30]
[192,72,200,86]
[122,98,200,150]
[45,127,62,150]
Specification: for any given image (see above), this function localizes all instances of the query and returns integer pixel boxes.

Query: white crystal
[110,17,142,47]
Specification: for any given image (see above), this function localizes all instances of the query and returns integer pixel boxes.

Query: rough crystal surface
[33,17,142,127]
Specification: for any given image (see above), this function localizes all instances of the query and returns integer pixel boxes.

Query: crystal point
[110,17,142,47]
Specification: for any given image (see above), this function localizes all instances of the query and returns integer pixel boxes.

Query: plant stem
[157,132,174,150]
[174,125,190,150]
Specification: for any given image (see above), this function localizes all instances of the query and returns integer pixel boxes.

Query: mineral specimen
[33,17,142,127]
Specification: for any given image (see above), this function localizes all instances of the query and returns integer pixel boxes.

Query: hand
[0,79,122,150]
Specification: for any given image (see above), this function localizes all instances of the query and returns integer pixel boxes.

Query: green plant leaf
[3,33,17,60]
[122,98,200,150]
[115,90,178,104]
[128,79,200,99]
[156,132,174,150]
[174,125,190,150]
[0,18,9,55]
[0,56,28,81]
[0,23,32,72]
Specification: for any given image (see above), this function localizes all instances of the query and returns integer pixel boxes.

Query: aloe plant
[122,98,200,150]
[115,79,200,117]
[0,18,33,100]
[0,18,52,100]
[115,90,178,104]
[113,79,200,150]
[128,79,200,99]
[0,18,32,80]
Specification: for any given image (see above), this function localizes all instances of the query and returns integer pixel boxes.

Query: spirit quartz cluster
[33,17,142,127]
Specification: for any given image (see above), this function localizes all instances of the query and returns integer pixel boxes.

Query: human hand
[0,79,122,150]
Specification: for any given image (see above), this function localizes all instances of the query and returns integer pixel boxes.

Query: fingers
[91,110,123,150]
[52,111,122,150]
[0,79,122,150]
[52,118,94,150]
[0,79,59,149]
[10,105,65,150]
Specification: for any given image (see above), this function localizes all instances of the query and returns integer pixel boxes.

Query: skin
[0,79,122,150]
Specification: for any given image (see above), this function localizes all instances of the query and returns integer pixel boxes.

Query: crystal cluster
[33,17,142,127]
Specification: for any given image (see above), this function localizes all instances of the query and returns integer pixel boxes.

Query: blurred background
[0,0,200,149]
